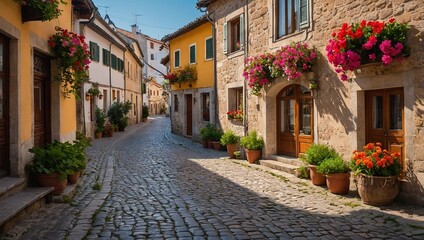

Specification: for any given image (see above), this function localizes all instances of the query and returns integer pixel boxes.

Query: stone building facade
[198,0,424,203]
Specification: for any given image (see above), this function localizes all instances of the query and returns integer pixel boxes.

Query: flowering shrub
[48,27,91,98]
[326,19,410,81]
[227,110,243,120]
[166,65,197,86]
[164,73,178,84]
[243,42,317,96]
[16,0,67,22]
[350,142,402,176]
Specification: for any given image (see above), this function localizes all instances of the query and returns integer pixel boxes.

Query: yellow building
[162,15,214,141]
[0,0,94,221]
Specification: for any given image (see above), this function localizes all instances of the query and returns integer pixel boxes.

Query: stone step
[0,177,26,202]
[0,187,53,233]
[259,160,298,175]
[269,155,303,167]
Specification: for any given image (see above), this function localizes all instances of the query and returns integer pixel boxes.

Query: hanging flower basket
[21,5,43,22]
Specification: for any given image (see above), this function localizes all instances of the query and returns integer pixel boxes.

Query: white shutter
[223,22,228,54]
[240,14,245,48]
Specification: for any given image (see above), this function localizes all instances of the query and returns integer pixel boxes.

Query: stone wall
[208,0,424,203]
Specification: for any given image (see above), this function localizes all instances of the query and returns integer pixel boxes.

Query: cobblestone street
[5,117,424,239]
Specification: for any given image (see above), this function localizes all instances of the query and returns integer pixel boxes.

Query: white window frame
[205,36,213,61]
[189,43,196,64]
[174,49,181,68]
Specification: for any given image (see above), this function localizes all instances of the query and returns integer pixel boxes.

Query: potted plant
[16,0,67,22]
[95,107,105,138]
[104,122,116,137]
[210,128,223,150]
[108,101,132,131]
[142,104,149,122]
[301,144,338,186]
[317,156,350,195]
[350,142,402,206]
[200,123,214,148]
[64,140,87,184]
[240,131,264,164]
[220,130,240,158]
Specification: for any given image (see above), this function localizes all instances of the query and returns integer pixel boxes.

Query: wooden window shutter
[223,22,228,54]
[111,54,117,69]
[299,0,309,28]
[95,43,100,61]
[239,14,245,47]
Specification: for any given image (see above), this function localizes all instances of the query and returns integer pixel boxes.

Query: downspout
[109,44,112,108]
[123,50,126,101]
[203,10,217,126]
[243,0,249,136]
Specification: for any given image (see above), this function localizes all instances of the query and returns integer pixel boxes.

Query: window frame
[205,36,213,60]
[174,49,181,68]
[274,0,309,40]
[189,43,196,64]
[174,94,179,112]
[223,14,244,54]
[228,87,244,116]
[150,42,154,49]
[102,48,110,66]
[201,92,210,122]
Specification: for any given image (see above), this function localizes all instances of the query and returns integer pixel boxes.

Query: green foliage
[95,107,106,133]
[142,104,149,119]
[93,182,102,191]
[16,0,67,22]
[27,140,87,179]
[240,131,264,150]
[87,87,101,96]
[220,130,240,145]
[317,157,350,174]
[108,101,132,130]
[234,151,241,159]
[301,144,338,166]
[296,166,310,179]
[199,123,215,140]
[210,128,223,142]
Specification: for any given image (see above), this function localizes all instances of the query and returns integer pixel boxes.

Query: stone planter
[326,172,350,195]
[309,165,326,186]
[245,149,261,164]
[226,143,237,158]
[37,173,67,195]
[356,174,399,206]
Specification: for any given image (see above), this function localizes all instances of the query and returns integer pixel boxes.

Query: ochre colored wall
[169,22,213,91]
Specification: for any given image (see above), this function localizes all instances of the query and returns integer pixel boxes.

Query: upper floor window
[151,54,154,60]
[224,14,244,54]
[174,50,180,68]
[189,44,196,64]
[89,41,100,62]
[102,48,110,66]
[275,0,309,39]
[150,42,154,49]
[205,37,213,60]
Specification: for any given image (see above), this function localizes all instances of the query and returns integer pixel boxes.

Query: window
[157,90,159,95]
[112,90,116,101]
[150,42,154,49]
[143,83,146,94]
[151,54,154,60]
[102,48,110,66]
[223,14,244,54]
[275,0,309,39]
[174,50,180,68]
[228,87,243,113]
[205,37,213,60]
[202,93,210,121]
[174,94,179,112]
[111,54,117,69]
[117,90,120,102]
[189,44,196,64]
[149,89,152,96]
[89,42,100,61]
[103,90,107,112]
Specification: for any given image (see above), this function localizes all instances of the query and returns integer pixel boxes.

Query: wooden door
[277,85,313,157]
[33,52,51,147]
[366,88,404,159]
[186,94,193,136]
[0,35,9,178]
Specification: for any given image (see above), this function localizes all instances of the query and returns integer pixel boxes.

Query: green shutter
[174,51,180,68]
[111,54,117,69]
[299,0,309,28]
[206,38,213,59]
[239,14,244,47]
[102,49,110,65]
[190,45,196,64]
[89,42,95,60]
[223,22,228,54]
[95,44,100,61]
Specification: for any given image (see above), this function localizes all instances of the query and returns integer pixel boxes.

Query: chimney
[131,24,138,35]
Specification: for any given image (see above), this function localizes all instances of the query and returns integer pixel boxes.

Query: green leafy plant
[240,131,264,150]
[16,0,67,22]
[220,130,240,145]
[200,123,215,140]
[301,144,338,166]
[142,104,149,119]
[95,107,106,133]
[317,156,350,175]
[87,85,101,96]
[296,166,310,179]
[108,101,132,130]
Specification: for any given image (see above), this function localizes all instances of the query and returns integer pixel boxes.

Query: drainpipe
[109,44,112,108]
[243,0,249,136]
[202,10,218,127]
[123,50,126,101]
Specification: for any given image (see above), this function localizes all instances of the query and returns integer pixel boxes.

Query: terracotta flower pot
[95,131,102,139]
[37,173,67,195]
[245,149,261,164]
[226,143,237,158]
[326,172,350,195]
[212,141,221,150]
[207,140,214,149]
[201,139,208,148]
[356,173,399,206]
[309,165,326,186]
[67,171,81,184]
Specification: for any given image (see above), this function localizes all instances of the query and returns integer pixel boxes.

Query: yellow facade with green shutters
[168,21,213,91]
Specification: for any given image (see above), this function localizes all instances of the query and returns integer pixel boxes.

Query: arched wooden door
[277,85,313,157]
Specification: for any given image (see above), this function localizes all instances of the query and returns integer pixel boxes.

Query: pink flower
[382,55,393,65]
[362,35,377,50]
[369,54,376,60]
[341,74,348,81]
[61,40,69,47]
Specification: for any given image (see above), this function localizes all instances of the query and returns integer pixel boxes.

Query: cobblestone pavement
[4,116,424,239]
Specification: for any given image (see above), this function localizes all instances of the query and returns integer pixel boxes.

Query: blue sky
[92,0,203,40]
